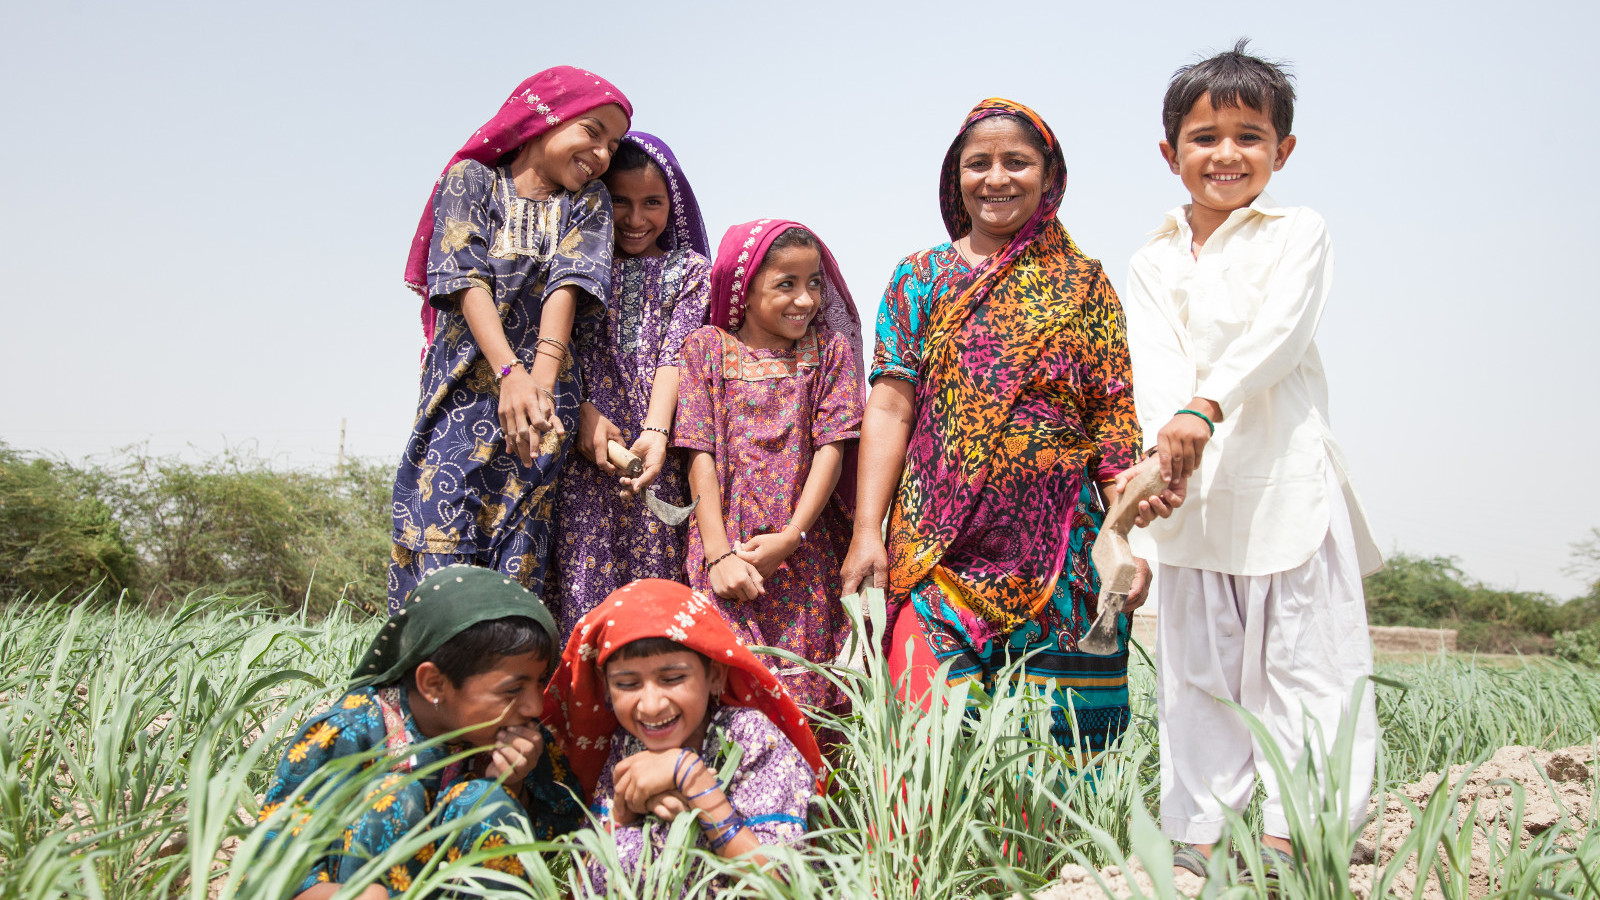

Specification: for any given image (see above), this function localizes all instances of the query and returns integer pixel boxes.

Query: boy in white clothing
[1118,40,1383,874]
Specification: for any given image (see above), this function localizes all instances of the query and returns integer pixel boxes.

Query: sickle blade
[644,491,699,526]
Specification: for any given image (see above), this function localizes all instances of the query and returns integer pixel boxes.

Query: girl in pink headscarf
[388,68,632,611]
[673,220,865,710]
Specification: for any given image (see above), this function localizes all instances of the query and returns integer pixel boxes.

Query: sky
[2,0,1596,597]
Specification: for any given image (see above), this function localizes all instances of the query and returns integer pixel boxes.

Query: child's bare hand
[577,402,622,474]
[619,430,669,497]
[1124,558,1152,613]
[498,370,547,468]
[733,529,799,579]
[1108,458,1187,527]
[614,749,694,816]
[483,725,544,788]
[1155,401,1218,490]
[647,790,691,821]
[710,554,764,602]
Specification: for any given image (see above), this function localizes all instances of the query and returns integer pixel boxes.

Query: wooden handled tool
[1078,460,1169,655]
[606,440,645,478]
[607,439,699,524]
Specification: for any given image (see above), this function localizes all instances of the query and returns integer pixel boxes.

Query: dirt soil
[1027,744,1595,900]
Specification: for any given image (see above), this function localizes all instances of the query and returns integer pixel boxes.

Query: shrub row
[0,441,390,615]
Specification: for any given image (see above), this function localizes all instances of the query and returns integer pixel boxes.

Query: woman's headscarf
[616,131,710,258]
[405,67,633,347]
[886,98,1135,640]
[707,218,864,386]
[353,564,560,686]
[543,579,826,796]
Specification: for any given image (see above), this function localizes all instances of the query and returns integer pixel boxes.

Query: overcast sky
[3,0,1596,597]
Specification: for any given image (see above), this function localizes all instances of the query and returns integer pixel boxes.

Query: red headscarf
[404,66,633,347]
[543,579,826,796]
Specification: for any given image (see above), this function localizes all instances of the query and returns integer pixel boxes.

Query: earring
[431,696,440,707]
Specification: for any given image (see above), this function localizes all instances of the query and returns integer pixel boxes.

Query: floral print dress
[546,249,710,641]
[674,324,864,709]
[388,159,614,611]
[582,705,814,895]
[257,684,584,896]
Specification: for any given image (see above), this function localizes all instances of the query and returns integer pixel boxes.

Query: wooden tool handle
[1091,460,1169,597]
[606,440,644,478]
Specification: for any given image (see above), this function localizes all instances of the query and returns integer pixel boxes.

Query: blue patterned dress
[257,685,584,896]
[389,160,615,611]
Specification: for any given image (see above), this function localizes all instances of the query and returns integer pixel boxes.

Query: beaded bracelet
[640,425,670,436]
[1175,408,1215,435]
[493,362,524,384]
[783,523,807,543]
[705,549,737,571]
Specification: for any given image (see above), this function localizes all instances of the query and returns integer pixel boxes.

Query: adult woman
[389,68,632,611]
[840,99,1165,755]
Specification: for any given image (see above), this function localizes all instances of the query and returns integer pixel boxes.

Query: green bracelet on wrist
[1175,408,1215,435]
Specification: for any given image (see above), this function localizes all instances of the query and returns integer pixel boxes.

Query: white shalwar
[1155,468,1377,842]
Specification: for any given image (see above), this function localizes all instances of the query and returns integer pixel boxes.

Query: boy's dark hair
[609,636,711,671]
[1162,39,1296,147]
[407,616,553,688]
[602,141,662,182]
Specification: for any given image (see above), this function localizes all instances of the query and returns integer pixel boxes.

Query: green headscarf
[352,565,559,686]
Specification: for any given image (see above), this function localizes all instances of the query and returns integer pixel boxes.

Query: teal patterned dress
[388,160,615,611]
[257,685,584,896]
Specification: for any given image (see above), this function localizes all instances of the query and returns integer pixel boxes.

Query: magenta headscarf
[404,67,633,346]
[707,219,862,358]
[708,218,865,511]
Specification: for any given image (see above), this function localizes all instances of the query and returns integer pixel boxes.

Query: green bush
[1364,553,1589,653]
[0,443,392,615]
[0,442,137,598]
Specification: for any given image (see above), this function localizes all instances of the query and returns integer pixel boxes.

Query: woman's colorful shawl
[881,99,1142,649]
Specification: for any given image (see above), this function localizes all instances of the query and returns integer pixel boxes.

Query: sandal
[1238,845,1295,886]
[1172,843,1210,878]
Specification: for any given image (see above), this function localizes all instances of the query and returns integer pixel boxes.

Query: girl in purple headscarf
[545,133,712,640]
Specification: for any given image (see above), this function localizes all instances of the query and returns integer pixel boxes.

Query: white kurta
[1122,193,1381,578]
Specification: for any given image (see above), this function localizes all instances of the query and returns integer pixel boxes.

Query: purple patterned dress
[546,249,710,640]
[674,325,863,709]
[583,705,814,895]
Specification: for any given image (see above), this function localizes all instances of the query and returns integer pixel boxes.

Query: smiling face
[1160,91,1295,226]
[740,243,823,350]
[423,651,551,748]
[957,116,1048,249]
[526,103,630,193]
[604,650,727,751]
[606,163,671,258]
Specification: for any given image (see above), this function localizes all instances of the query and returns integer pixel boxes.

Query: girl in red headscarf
[388,68,632,611]
[544,579,824,894]
[673,220,865,711]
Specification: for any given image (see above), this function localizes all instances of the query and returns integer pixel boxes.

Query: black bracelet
[705,549,736,571]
